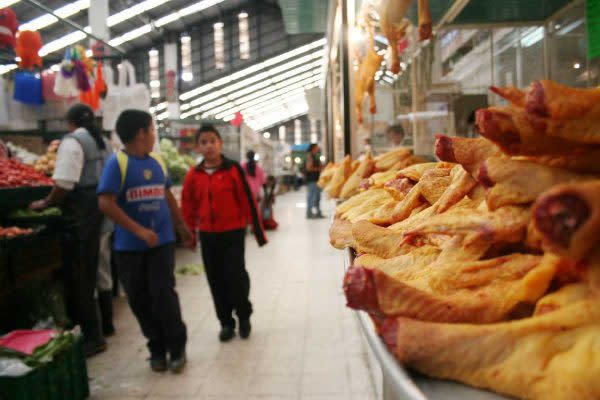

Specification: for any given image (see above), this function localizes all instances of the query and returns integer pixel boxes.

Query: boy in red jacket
[181,125,267,342]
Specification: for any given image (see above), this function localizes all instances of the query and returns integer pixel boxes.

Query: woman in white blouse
[30,104,111,357]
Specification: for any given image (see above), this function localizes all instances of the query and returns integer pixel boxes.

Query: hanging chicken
[0,8,18,49]
[355,28,384,125]
[378,0,432,74]
[15,31,43,70]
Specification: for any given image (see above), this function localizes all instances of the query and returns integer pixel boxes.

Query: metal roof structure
[1,0,326,131]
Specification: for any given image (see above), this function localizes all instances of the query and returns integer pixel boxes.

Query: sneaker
[149,357,168,373]
[169,352,187,374]
[219,325,235,342]
[315,213,327,219]
[239,319,251,339]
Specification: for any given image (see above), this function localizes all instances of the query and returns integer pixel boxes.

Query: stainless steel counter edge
[344,248,428,400]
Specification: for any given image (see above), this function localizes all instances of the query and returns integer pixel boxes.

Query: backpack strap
[149,151,168,179]
[116,150,129,192]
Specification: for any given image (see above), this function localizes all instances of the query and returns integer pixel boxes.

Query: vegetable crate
[0,337,89,400]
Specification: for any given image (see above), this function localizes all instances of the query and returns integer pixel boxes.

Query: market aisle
[88,188,378,400]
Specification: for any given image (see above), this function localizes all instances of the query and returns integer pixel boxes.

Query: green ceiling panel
[405,0,573,27]
[278,0,329,34]
[453,0,572,25]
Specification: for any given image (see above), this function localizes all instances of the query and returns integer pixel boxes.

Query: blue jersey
[97,152,175,251]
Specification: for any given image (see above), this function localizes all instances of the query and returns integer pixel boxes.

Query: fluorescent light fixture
[239,11,250,60]
[0,64,17,75]
[573,62,581,69]
[179,50,323,111]
[182,72,194,82]
[36,0,225,59]
[520,27,544,48]
[179,39,324,101]
[214,21,225,69]
[0,0,19,8]
[19,0,89,32]
[181,34,193,82]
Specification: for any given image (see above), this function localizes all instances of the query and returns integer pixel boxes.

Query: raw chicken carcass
[478,157,592,210]
[325,155,352,198]
[525,80,600,122]
[355,29,384,125]
[380,292,600,400]
[340,152,375,199]
[435,135,502,177]
[490,85,526,108]
[476,106,585,156]
[317,162,337,189]
[378,0,411,74]
[344,252,557,323]
[532,180,600,260]
[378,0,432,74]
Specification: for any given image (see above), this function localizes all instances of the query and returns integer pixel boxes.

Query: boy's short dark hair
[388,124,405,136]
[115,109,153,144]
[195,124,222,142]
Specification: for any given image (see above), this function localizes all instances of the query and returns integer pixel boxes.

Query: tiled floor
[88,189,379,400]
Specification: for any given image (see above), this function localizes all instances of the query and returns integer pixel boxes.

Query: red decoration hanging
[15,30,43,70]
[0,8,18,49]
[230,111,244,127]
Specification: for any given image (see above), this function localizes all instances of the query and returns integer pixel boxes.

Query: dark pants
[199,229,252,328]
[61,188,105,347]
[114,243,187,358]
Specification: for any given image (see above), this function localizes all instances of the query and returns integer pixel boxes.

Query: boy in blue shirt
[97,110,192,373]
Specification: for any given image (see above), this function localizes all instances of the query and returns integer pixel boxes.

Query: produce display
[0,159,53,188]
[318,147,424,200]
[6,142,39,165]
[0,226,33,238]
[8,207,61,219]
[159,138,196,184]
[330,80,600,400]
[33,140,60,176]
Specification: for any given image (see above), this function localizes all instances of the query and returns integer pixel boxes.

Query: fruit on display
[6,142,39,165]
[34,140,60,176]
[160,138,196,184]
[0,159,53,188]
[0,226,33,238]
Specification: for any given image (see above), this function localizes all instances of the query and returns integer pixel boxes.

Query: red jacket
[181,156,267,246]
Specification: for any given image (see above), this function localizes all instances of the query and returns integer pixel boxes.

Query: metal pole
[341,0,352,157]
[21,0,125,55]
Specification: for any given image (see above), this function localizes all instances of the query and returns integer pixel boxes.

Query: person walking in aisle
[29,104,110,357]
[97,110,191,373]
[181,125,267,342]
[305,143,325,219]
[242,150,266,203]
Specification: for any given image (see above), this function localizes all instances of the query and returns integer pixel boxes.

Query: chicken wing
[435,135,502,177]
[329,218,355,250]
[417,0,432,41]
[478,157,591,210]
[404,205,531,246]
[532,180,600,260]
[325,155,352,198]
[345,253,557,323]
[525,80,600,122]
[378,0,411,74]
[340,152,375,199]
[490,85,526,108]
[380,294,600,400]
[374,147,413,171]
[476,106,585,156]
[432,165,477,213]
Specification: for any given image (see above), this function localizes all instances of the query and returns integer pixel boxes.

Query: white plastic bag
[102,60,150,131]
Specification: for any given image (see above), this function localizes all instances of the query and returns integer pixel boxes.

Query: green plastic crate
[0,337,89,400]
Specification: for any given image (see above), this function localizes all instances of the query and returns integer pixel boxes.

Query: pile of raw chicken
[329,80,600,400]
[317,147,425,200]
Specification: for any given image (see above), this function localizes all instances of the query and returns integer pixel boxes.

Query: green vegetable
[23,331,78,368]
[8,207,62,218]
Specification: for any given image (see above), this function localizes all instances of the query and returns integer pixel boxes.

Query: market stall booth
[324,0,600,399]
